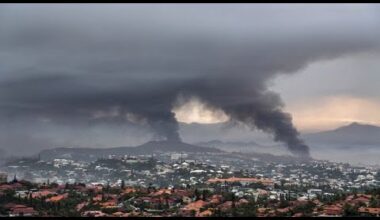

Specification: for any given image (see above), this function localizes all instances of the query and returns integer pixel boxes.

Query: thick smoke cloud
[0,4,379,157]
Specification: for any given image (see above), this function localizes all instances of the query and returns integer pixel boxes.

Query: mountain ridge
[302,122,380,147]
[38,140,222,161]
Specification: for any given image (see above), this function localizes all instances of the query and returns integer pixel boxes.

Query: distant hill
[179,122,271,143]
[136,141,221,153]
[303,122,380,147]
[196,140,260,148]
[39,140,222,161]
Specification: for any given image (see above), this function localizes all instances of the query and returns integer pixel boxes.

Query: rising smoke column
[0,4,379,156]
[221,93,310,157]
[139,110,181,142]
[183,76,312,157]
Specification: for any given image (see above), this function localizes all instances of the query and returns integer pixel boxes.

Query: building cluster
[3,152,378,191]
[0,173,379,217]
[0,150,379,217]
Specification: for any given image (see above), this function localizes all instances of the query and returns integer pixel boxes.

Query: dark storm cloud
[0,4,379,156]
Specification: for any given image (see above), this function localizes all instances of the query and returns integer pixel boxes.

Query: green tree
[194,189,201,200]
[343,203,359,216]
[202,190,210,201]
[368,196,380,208]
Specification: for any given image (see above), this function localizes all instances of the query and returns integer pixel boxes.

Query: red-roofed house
[323,205,343,216]
[5,204,37,217]
[32,190,56,198]
[45,193,68,203]
[346,194,372,206]
[207,177,274,186]
[198,209,213,217]
[217,201,233,212]
[358,207,380,217]
[181,200,209,216]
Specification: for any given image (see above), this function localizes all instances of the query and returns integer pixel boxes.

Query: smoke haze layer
[0,4,380,156]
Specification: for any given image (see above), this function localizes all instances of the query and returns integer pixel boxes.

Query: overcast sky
[0,4,380,155]
[271,50,380,132]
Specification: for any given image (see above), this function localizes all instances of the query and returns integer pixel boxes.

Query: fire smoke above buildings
[0,4,379,157]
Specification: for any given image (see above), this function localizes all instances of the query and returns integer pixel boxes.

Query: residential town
[2,2,380,218]
[0,151,380,217]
